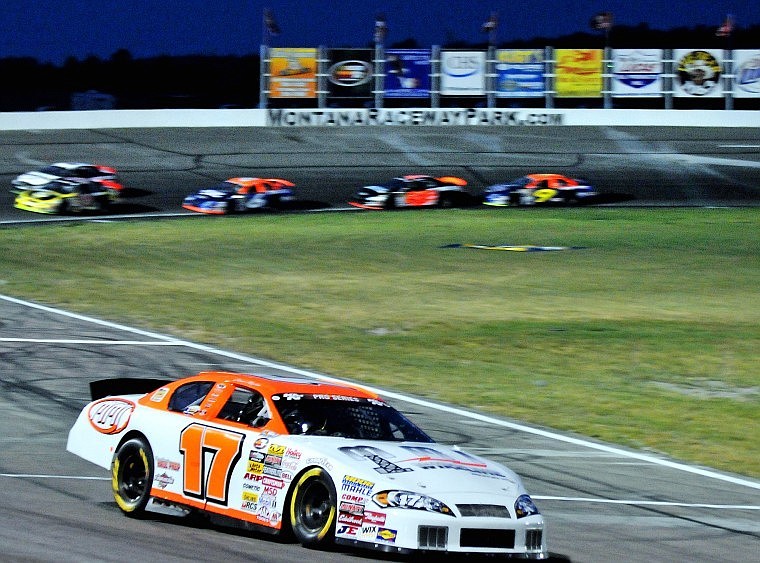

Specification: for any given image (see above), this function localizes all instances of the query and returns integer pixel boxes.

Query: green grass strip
[1,208,758,477]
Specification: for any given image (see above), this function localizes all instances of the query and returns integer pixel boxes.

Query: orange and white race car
[349,174,471,209]
[68,371,547,558]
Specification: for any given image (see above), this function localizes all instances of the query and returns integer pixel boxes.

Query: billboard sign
[611,49,663,97]
[494,49,545,98]
[554,49,603,98]
[383,49,431,98]
[733,50,760,97]
[327,49,373,99]
[269,48,317,99]
[674,49,723,97]
[440,51,486,96]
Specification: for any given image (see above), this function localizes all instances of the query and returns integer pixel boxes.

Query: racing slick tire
[438,194,454,208]
[289,467,337,547]
[111,436,154,517]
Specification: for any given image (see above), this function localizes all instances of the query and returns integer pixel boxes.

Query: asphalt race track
[1,126,759,562]
[0,125,760,221]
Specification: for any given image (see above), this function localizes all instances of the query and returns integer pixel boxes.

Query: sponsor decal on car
[156,458,181,471]
[154,472,174,489]
[87,398,135,434]
[341,475,374,495]
[376,528,398,542]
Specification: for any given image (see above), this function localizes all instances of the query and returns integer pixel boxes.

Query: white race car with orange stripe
[67,371,547,558]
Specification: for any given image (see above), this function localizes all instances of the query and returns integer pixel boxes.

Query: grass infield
[1,207,758,477]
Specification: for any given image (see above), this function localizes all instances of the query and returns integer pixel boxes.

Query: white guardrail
[1,108,760,130]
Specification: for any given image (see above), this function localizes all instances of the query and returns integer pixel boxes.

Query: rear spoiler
[89,378,172,401]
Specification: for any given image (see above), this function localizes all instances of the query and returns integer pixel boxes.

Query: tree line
[1,23,757,112]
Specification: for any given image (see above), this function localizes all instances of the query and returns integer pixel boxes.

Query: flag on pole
[374,13,387,43]
[590,12,613,31]
[716,14,734,37]
[481,12,498,34]
[264,8,280,36]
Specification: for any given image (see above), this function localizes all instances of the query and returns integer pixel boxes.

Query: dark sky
[2,1,757,65]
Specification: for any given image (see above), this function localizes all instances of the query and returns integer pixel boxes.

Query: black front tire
[289,468,337,547]
[111,436,154,517]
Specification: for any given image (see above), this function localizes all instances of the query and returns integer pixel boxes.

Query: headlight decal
[514,494,540,518]
[372,490,454,516]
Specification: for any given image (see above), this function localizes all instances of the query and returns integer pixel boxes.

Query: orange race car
[182,177,295,214]
[68,371,546,558]
[349,174,471,209]
[482,173,597,206]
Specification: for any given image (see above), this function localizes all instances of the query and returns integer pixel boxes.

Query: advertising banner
[269,48,318,99]
[611,49,663,97]
[674,49,723,97]
[494,49,545,98]
[732,50,760,97]
[383,49,431,98]
[554,49,603,98]
[440,51,486,96]
[327,49,374,99]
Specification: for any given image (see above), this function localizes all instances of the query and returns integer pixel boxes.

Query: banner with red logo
[554,49,603,98]
[611,49,663,97]
[327,49,374,99]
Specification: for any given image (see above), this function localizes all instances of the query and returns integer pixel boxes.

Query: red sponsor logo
[87,399,134,434]
[363,511,386,525]
[338,513,363,526]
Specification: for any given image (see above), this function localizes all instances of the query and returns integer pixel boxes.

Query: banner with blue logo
[733,50,760,97]
[611,49,663,97]
[440,51,486,96]
[383,49,431,98]
[494,49,545,98]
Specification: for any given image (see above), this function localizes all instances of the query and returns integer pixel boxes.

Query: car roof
[526,173,570,181]
[162,371,379,399]
[225,177,294,187]
[49,162,92,169]
[399,174,433,181]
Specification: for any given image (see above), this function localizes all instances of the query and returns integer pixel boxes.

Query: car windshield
[211,182,240,193]
[271,394,434,442]
[382,179,408,190]
[40,165,70,176]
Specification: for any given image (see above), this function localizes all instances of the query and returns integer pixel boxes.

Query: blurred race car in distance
[14,178,119,214]
[12,162,122,192]
[182,177,295,214]
[482,174,597,206]
[349,174,470,209]
[67,371,547,558]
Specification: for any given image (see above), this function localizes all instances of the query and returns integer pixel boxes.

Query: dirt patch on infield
[650,380,759,401]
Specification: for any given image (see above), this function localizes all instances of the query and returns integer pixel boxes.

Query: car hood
[294,437,523,496]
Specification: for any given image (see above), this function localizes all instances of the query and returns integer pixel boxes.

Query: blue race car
[182,177,295,214]
[483,174,597,206]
